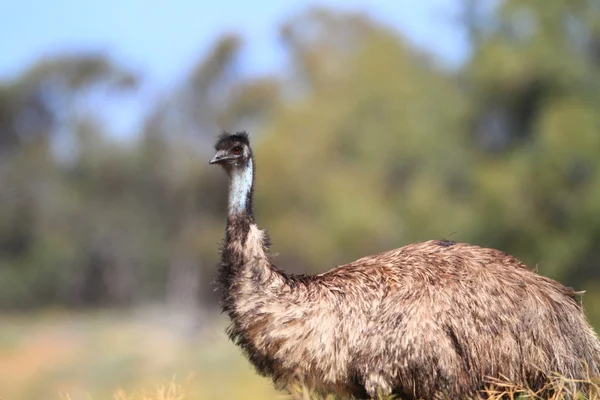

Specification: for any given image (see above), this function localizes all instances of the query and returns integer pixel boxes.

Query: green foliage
[0,1,599,333]
[254,4,600,333]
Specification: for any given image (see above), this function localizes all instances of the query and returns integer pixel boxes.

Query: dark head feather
[215,131,250,151]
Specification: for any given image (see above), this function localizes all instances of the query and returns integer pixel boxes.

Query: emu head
[209,131,252,174]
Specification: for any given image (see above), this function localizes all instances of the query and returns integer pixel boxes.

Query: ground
[0,308,280,400]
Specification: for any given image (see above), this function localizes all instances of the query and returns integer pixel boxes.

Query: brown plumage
[209,131,600,399]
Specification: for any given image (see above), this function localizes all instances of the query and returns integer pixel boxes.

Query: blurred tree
[0,55,138,308]
[0,54,136,153]
[255,9,468,271]
[0,2,598,334]
[252,3,600,328]
[0,37,278,309]
[462,0,600,324]
[464,0,600,281]
[140,35,280,308]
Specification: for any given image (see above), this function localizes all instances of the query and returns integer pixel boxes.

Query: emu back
[228,239,600,399]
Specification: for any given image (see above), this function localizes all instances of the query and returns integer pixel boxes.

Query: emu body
[210,132,600,399]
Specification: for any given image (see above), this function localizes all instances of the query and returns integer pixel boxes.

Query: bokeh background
[1,0,600,398]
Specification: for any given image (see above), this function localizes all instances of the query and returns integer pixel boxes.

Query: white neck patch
[229,159,253,215]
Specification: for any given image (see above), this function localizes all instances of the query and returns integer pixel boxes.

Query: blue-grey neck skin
[228,158,254,218]
[219,155,263,312]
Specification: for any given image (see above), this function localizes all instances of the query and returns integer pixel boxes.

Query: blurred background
[1,0,600,398]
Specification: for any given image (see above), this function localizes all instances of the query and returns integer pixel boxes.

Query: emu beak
[209,150,228,165]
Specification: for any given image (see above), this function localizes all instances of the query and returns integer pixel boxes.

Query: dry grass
[281,374,600,400]
[0,309,280,400]
[58,379,189,400]
[479,374,600,400]
[57,374,600,400]
[109,380,189,400]
[2,310,599,400]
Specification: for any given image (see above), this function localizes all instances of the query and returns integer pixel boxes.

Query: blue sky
[0,0,469,137]
[0,0,468,81]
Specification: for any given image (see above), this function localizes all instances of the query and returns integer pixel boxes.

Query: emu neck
[222,158,255,270]
[221,157,261,286]
[219,157,288,315]
[228,159,254,218]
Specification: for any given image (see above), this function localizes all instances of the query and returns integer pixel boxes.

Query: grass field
[0,308,281,400]
[1,309,599,400]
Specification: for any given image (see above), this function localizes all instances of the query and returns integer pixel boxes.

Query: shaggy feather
[211,131,600,399]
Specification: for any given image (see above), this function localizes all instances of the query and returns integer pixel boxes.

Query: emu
[209,131,600,399]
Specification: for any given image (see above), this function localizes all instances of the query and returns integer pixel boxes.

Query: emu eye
[231,146,243,155]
